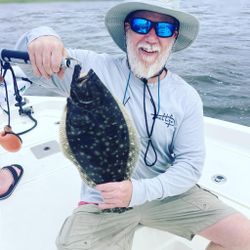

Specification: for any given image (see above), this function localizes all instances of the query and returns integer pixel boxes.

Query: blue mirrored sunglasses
[129,17,177,38]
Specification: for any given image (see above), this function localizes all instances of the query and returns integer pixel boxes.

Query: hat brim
[105,1,199,53]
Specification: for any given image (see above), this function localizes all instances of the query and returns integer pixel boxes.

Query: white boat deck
[0,96,249,250]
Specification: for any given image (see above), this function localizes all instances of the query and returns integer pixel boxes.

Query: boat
[0,51,249,250]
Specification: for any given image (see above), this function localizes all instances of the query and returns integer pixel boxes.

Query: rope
[0,60,37,136]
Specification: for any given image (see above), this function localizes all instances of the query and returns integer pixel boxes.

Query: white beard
[126,31,174,79]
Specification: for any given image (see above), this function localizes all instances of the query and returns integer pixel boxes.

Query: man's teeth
[141,48,157,53]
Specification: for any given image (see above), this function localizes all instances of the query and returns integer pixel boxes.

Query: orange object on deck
[0,126,22,152]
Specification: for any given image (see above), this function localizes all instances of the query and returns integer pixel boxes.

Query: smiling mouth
[140,47,159,55]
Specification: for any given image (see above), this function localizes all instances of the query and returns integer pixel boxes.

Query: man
[16,0,250,249]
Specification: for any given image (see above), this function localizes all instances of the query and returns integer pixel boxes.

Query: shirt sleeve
[129,96,205,207]
[15,26,61,51]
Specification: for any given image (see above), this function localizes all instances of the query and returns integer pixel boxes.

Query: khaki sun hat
[105,0,199,53]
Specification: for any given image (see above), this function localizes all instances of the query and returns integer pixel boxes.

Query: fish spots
[62,69,139,183]
[59,68,140,213]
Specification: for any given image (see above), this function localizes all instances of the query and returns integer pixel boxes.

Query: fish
[59,65,140,212]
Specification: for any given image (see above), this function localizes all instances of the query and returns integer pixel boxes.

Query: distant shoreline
[0,0,118,3]
[0,0,75,3]
[0,0,65,3]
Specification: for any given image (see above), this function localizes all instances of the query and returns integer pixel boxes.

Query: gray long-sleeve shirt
[15,27,205,207]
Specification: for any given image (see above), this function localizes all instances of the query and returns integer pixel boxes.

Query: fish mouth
[80,100,94,104]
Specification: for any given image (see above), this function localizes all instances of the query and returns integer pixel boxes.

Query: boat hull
[0,96,249,250]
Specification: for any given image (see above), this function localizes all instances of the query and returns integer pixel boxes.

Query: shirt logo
[151,113,175,127]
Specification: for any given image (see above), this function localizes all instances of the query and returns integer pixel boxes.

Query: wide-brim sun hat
[105,0,199,53]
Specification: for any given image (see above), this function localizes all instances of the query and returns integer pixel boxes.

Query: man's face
[125,10,178,79]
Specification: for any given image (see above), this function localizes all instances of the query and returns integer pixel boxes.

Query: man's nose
[144,27,159,42]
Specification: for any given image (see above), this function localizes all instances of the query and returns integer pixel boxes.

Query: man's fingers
[98,197,123,209]
[29,47,50,79]
[51,47,63,73]
[28,36,65,79]
[36,51,50,79]
[54,48,68,79]
[101,191,116,200]
[34,51,50,79]
[28,50,41,77]
[42,50,53,76]
[57,68,65,79]
[96,182,118,192]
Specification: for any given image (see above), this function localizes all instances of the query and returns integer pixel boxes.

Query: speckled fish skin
[59,65,139,212]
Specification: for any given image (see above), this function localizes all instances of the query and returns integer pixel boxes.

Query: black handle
[0,49,30,64]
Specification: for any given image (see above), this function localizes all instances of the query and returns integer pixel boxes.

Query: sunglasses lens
[131,18,151,34]
[130,18,176,38]
[156,23,175,37]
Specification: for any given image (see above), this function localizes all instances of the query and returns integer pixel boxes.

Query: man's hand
[96,180,132,209]
[28,36,67,79]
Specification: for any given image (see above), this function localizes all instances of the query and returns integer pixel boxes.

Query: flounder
[59,65,139,211]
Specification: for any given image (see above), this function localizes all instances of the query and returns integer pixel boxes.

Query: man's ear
[124,22,130,32]
[173,30,179,39]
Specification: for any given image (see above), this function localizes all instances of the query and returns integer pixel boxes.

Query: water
[1,0,250,126]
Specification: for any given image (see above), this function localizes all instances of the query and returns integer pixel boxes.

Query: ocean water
[0,0,249,126]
